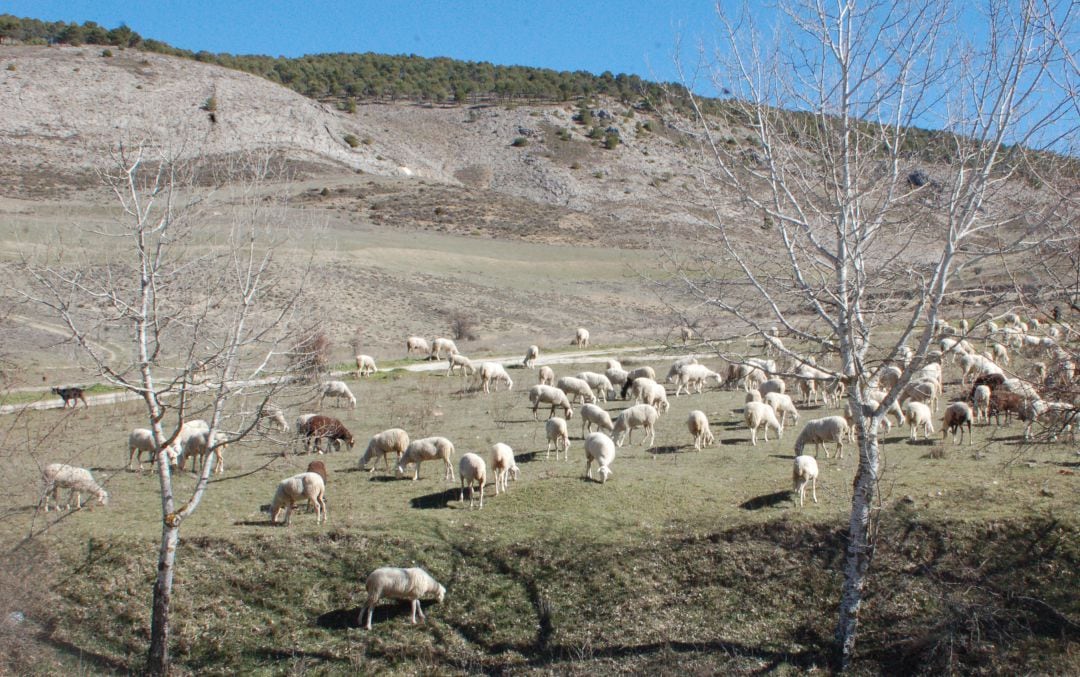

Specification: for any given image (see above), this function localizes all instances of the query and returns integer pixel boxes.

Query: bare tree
[19,143,314,675]
[664,0,1077,668]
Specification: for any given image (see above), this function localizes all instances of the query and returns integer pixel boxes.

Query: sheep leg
[811,477,818,503]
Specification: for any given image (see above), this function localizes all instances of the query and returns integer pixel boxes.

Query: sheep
[490,443,519,495]
[127,428,156,470]
[545,417,571,460]
[745,390,762,404]
[665,356,700,384]
[319,380,356,409]
[298,415,355,454]
[361,567,445,630]
[478,362,514,393]
[575,371,615,402]
[584,432,616,483]
[795,364,835,405]
[306,460,328,483]
[673,363,721,396]
[51,386,87,408]
[41,464,108,512]
[359,428,410,473]
[529,385,573,420]
[972,385,992,424]
[679,326,694,343]
[619,366,657,398]
[764,392,800,427]
[395,437,456,481]
[990,342,1010,365]
[942,402,973,444]
[538,365,556,386]
[764,334,785,357]
[522,345,540,369]
[638,381,670,414]
[757,378,786,398]
[261,404,290,432]
[792,455,819,507]
[269,471,327,525]
[899,379,940,413]
[446,353,475,377]
[355,354,377,378]
[574,327,590,348]
[406,336,431,357]
[904,401,934,440]
[458,453,487,509]
[876,365,902,391]
[687,410,714,450]
[177,430,229,475]
[166,419,210,464]
[612,404,659,447]
[1024,400,1078,442]
[744,401,784,445]
[744,367,768,393]
[580,403,615,437]
[605,367,629,395]
[556,376,597,404]
[987,390,1030,425]
[604,359,622,371]
[430,337,459,360]
[793,416,850,459]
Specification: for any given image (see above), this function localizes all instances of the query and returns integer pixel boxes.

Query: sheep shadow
[905,438,937,446]
[366,474,400,483]
[514,450,543,464]
[233,519,281,528]
[315,606,364,630]
[740,490,794,511]
[494,418,540,425]
[649,445,681,455]
[720,437,748,446]
[769,454,796,460]
[409,488,457,510]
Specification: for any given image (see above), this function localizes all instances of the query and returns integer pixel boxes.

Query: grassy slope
[1,358,1077,675]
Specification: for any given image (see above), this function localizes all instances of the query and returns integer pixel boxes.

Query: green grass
[1,359,1077,675]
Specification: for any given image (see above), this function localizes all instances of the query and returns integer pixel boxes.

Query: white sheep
[538,365,556,386]
[605,359,623,371]
[556,376,596,404]
[127,428,156,470]
[395,437,456,481]
[665,356,700,384]
[355,354,378,378]
[580,403,615,437]
[166,419,210,465]
[904,401,934,440]
[545,416,571,460]
[360,567,445,630]
[490,443,519,495]
[876,365,903,391]
[605,367,629,394]
[583,432,616,483]
[989,342,1010,365]
[757,378,786,398]
[574,327,590,348]
[177,430,229,475]
[262,404,290,433]
[899,378,940,413]
[972,385,991,424]
[687,410,714,450]
[529,385,574,420]
[763,392,800,427]
[41,464,108,512]
[479,362,514,393]
[744,401,783,445]
[612,404,659,447]
[638,381,670,414]
[522,345,539,369]
[269,471,327,525]
[942,401,973,444]
[319,380,357,409]
[575,371,615,402]
[623,366,657,389]
[430,337,459,360]
[793,416,850,459]
[446,353,475,377]
[458,453,487,509]
[673,363,721,396]
[406,336,431,357]
[792,455,819,507]
[359,428,410,473]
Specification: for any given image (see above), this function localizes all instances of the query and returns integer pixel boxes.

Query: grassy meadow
[0,352,1078,675]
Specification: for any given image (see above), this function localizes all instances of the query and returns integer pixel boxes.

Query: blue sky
[0,0,723,91]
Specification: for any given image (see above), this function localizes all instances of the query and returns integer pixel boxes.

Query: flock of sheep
[37,313,1077,627]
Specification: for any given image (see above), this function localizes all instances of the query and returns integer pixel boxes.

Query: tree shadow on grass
[409,488,457,509]
[740,490,794,511]
[41,634,132,674]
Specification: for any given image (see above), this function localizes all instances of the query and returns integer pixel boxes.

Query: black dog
[51,386,88,408]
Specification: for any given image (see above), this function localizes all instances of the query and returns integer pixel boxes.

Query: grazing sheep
[319,380,357,409]
[430,337,459,360]
[876,365,903,391]
[680,326,694,343]
[673,363,721,396]
[665,356,700,384]
[538,365,556,386]
[51,386,87,408]
[899,379,940,413]
[972,385,992,424]
[687,410,714,450]
[584,432,616,483]
[757,378,786,398]
[306,460,328,483]
[41,464,108,512]
[605,359,623,371]
[576,371,615,402]
[458,453,487,509]
[361,567,445,630]
[177,430,229,475]
[269,472,327,525]
[605,367,629,395]
[746,390,763,404]
[990,342,1010,365]
[612,404,659,447]
[490,443,519,495]
[529,385,574,420]
[359,428,410,473]
[574,327,590,348]
[763,392,800,427]
[406,336,431,357]
[479,362,514,393]
[744,401,783,445]
[127,428,157,470]
[942,402,973,444]
[1024,400,1078,441]
[556,376,597,404]
[355,354,377,378]
[166,419,210,464]
[522,345,540,369]
[795,364,835,405]
[446,353,475,377]
[619,367,657,397]
[638,381,670,414]
[395,437,456,481]
[904,401,934,440]
[792,455,819,507]
[298,415,355,454]
[580,403,615,437]
[545,417,571,460]
[793,416,850,459]
[764,334,785,357]
[262,404,290,432]
[987,390,1030,425]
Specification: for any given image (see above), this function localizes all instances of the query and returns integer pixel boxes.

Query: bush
[603,132,620,150]
[201,95,217,112]
[343,134,360,148]
[449,313,479,341]
[510,137,528,147]
[100,49,113,57]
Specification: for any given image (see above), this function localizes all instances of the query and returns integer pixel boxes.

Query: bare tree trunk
[147,522,179,676]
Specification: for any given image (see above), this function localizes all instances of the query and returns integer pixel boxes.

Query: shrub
[100,49,112,57]
[449,313,479,341]
[343,134,360,148]
[511,137,528,147]
[4,64,14,71]
[603,132,620,150]
[201,95,217,112]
